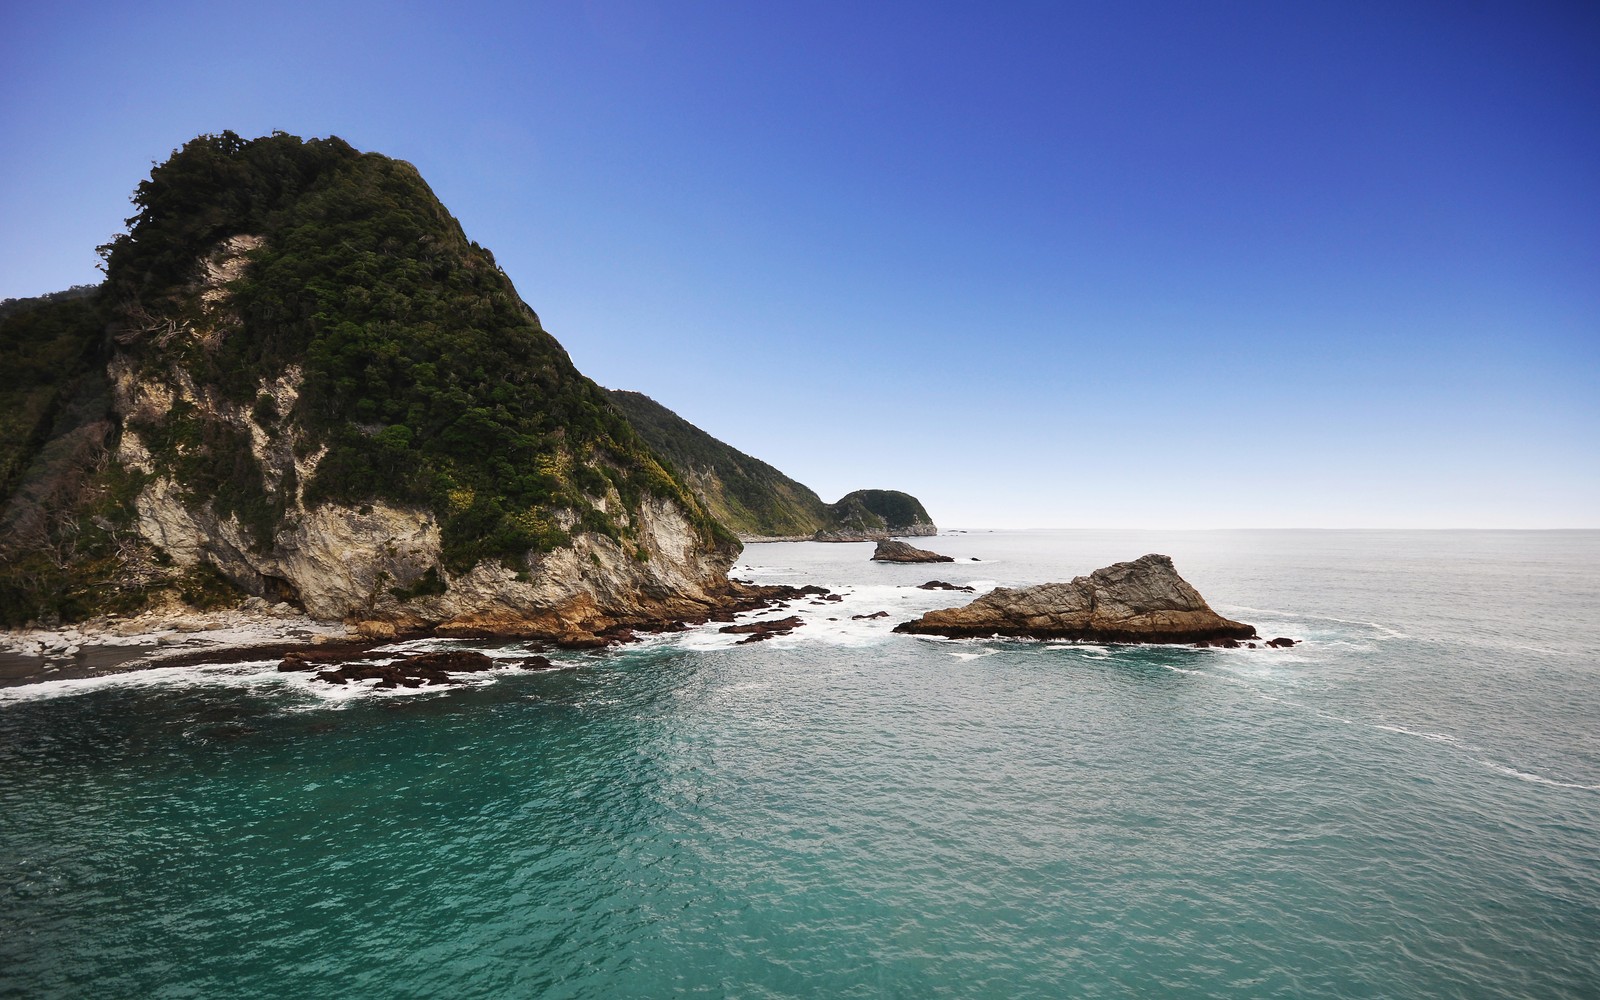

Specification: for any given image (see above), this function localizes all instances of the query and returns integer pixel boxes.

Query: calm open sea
[2,530,1597,998]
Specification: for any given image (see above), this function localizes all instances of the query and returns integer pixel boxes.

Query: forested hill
[606,390,832,538]
[606,391,937,541]
[0,131,736,629]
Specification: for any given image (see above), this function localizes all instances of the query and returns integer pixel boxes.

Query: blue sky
[2,1,1595,527]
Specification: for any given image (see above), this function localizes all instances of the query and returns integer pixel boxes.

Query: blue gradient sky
[3,1,1596,527]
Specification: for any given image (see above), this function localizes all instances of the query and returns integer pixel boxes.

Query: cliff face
[893,554,1256,643]
[0,132,738,635]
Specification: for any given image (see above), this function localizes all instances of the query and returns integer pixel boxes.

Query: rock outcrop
[871,540,954,563]
[718,615,804,643]
[893,554,1256,643]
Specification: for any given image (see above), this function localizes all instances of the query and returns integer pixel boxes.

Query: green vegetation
[0,450,163,626]
[0,288,151,626]
[608,391,936,539]
[0,131,741,624]
[97,131,733,572]
[827,489,934,534]
[0,288,108,503]
[606,390,832,537]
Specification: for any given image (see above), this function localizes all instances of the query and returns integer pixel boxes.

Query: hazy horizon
[3,2,1595,529]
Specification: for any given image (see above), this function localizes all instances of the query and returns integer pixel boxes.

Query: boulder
[918,580,975,592]
[871,540,954,563]
[892,553,1257,644]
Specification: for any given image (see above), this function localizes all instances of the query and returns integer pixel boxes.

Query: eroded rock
[719,615,805,643]
[871,540,954,563]
[893,553,1257,644]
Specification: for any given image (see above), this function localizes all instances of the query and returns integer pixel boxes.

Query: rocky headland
[812,490,937,541]
[608,392,935,543]
[893,553,1257,643]
[0,132,761,651]
[871,540,954,563]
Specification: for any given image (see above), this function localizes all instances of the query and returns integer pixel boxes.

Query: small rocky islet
[871,540,955,563]
[894,553,1268,645]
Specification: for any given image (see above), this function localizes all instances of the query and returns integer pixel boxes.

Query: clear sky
[2,1,1596,528]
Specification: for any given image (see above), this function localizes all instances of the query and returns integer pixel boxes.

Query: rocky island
[871,540,954,563]
[893,554,1257,643]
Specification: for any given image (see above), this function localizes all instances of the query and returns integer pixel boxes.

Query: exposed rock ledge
[871,540,954,563]
[892,553,1256,643]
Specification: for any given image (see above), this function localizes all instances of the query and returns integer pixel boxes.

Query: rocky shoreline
[0,580,845,688]
[1,551,1298,689]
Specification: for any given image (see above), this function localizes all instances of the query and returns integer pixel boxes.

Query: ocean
[2,530,1597,998]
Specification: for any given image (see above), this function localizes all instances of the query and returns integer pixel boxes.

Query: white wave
[1479,760,1600,792]
[0,644,563,706]
[1373,724,1460,745]
[1,658,291,704]
[733,564,802,577]
[1222,606,1407,640]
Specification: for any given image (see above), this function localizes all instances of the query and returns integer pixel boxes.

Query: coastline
[0,579,831,689]
[0,607,363,689]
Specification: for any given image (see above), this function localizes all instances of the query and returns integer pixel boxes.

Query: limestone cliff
[0,132,739,636]
[892,554,1256,643]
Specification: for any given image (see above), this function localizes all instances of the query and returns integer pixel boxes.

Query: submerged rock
[871,540,954,563]
[917,580,975,592]
[892,553,1256,644]
[718,615,805,643]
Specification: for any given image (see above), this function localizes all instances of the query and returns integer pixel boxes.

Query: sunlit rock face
[893,554,1256,643]
[870,540,953,563]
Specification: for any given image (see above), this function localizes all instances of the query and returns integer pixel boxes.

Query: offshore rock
[718,615,805,644]
[871,540,954,563]
[893,553,1256,643]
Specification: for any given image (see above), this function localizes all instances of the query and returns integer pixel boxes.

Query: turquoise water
[3,530,1598,997]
